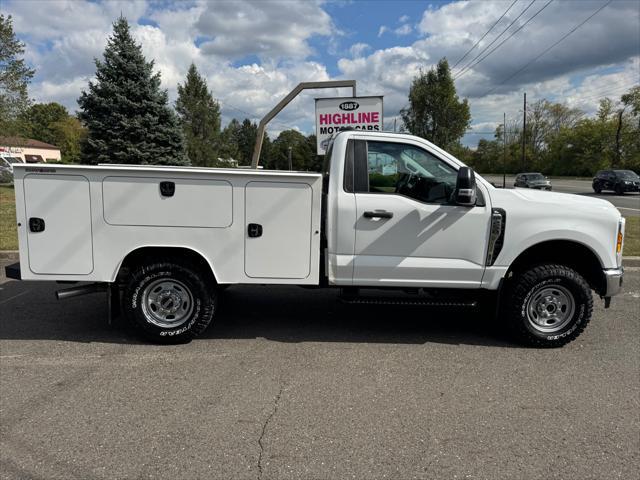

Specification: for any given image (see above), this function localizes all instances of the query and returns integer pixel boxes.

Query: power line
[453,0,537,78]
[451,0,519,70]
[218,99,257,119]
[571,82,638,103]
[482,0,613,97]
[455,0,555,81]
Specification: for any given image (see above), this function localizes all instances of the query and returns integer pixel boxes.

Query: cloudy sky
[5,0,640,146]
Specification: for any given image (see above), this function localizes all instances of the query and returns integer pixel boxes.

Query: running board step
[340,297,478,307]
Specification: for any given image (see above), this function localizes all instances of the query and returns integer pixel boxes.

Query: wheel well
[116,247,217,285]
[507,240,605,295]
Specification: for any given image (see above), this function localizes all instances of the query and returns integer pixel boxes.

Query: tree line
[2,14,638,175]
[460,92,640,176]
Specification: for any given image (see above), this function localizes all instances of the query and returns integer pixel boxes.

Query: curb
[1,250,639,266]
[623,256,640,267]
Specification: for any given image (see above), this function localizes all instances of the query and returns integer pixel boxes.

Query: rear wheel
[593,183,601,193]
[123,260,217,343]
[504,264,592,347]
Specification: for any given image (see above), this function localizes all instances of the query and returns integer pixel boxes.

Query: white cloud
[394,24,412,36]
[399,15,410,23]
[195,0,334,60]
[378,26,388,37]
[417,0,640,96]
[349,43,371,58]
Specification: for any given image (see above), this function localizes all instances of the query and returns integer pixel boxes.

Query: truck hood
[491,187,620,218]
[486,186,622,269]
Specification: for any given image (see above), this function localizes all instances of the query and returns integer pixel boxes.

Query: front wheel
[123,260,217,343]
[504,264,593,347]
[615,184,623,195]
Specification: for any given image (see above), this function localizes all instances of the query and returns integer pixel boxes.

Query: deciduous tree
[400,58,470,150]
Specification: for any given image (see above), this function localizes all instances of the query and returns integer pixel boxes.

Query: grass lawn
[0,185,18,250]
[624,216,640,257]
[0,183,639,256]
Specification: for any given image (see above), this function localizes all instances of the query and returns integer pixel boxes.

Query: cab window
[364,141,458,204]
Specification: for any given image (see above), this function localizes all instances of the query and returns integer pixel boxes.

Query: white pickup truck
[5,131,625,347]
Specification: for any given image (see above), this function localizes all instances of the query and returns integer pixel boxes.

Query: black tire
[504,264,593,348]
[593,183,601,193]
[122,260,217,343]
[615,184,623,195]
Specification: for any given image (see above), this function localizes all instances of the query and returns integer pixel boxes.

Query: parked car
[592,170,640,195]
[5,131,625,348]
[514,172,552,190]
[0,154,23,183]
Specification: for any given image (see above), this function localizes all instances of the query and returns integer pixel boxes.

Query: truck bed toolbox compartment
[24,174,94,275]
[102,176,232,228]
[245,181,313,279]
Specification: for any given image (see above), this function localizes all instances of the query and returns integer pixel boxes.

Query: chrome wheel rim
[526,284,575,333]
[141,279,194,328]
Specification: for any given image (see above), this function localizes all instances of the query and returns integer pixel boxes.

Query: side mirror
[455,167,477,206]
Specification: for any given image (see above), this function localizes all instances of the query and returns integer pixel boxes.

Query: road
[483,175,640,217]
[1,260,638,480]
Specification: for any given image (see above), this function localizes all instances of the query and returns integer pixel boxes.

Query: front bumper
[603,267,624,298]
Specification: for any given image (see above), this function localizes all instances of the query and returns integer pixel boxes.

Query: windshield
[527,173,545,181]
[6,157,22,163]
[614,170,639,180]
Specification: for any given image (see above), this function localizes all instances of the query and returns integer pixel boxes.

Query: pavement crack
[257,381,284,480]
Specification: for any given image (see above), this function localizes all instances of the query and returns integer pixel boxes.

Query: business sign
[315,96,383,154]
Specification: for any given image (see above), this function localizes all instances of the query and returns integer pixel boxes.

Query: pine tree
[78,16,187,165]
[237,119,258,166]
[0,14,35,134]
[400,58,470,150]
[219,118,241,161]
[175,63,221,167]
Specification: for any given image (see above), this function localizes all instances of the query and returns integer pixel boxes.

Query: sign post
[315,96,383,155]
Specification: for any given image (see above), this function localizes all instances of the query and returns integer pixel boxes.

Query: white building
[0,137,62,163]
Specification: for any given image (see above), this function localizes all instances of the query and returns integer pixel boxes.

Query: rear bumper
[603,267,623,297]
[4,262,20,280]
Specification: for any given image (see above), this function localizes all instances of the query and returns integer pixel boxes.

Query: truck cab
[324,132,492,289]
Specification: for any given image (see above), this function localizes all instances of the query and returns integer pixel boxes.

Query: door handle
[29,217,45,232]
[363,210,393,219]
[160,181,175,197]
[247,223,263,238]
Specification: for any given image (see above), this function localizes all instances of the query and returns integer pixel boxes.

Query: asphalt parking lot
[1,259,638,480]
[482,175,640,217]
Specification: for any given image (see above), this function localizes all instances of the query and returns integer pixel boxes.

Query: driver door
[352,139,491,288]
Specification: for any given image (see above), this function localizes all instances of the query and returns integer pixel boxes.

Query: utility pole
[522,92,526,171]
[503,112,507,188]
[288,146,292,171]
[394,117,397,133]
